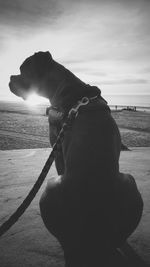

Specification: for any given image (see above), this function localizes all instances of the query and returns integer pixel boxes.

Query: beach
[0,101,150,266]
[1,0,150,264]
[0,101,150,150]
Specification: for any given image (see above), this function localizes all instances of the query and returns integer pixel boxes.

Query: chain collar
[48,94,99,124]
[51,94,99,146]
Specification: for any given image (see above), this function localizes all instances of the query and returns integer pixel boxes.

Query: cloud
[100,78,149,85]
[0,0,64,52]
[0,0,150,99]
[0,0,82,52]
[140,67,150,74]
[71,67,107,77]
[0,0,63,29]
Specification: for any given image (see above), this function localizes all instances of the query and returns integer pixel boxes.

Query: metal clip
[78,97,90,106]
[69,97,89,118]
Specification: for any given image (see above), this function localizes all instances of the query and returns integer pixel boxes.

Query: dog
[9,51,143,266]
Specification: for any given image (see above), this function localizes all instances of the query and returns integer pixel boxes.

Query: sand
[0,148,150,266]
[0,105,149,266]
[0,106,150,150]
[0,149,64,267]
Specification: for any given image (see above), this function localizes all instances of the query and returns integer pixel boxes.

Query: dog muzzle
[9,75,34,100]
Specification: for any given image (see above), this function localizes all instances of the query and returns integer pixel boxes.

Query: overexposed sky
[0,0,150,101]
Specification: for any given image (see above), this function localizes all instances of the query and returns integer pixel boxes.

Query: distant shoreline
[110,105,150,113]
[104,94,150,109]
[0,101,150,150]
[0,100,150,115]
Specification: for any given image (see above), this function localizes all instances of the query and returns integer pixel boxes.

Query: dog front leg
[39,176,66,245]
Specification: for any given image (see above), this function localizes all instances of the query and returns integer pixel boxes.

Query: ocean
[0,94,150,114]
[103,94,150,108]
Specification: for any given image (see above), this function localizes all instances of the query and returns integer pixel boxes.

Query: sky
[0,0,150,102]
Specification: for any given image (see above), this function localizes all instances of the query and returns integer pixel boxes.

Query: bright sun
[25,93,47,106]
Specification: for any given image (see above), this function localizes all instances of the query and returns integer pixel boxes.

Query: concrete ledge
[0,148,150,266]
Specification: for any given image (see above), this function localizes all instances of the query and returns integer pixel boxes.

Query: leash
[0,95,98,238]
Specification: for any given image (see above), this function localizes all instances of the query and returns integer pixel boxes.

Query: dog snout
[9,75,17,91]
[9,74,31,100]
[9,75,19,83]
[9,75,23,97]
[10,75,15,81]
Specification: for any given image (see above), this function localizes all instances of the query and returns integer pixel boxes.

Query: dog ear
[20,51,53,82]
[33,51,53,61]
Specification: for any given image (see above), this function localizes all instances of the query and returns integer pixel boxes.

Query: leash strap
[0,95,99,237]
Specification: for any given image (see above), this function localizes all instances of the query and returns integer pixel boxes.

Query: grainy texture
[0,102,150,150]
[0,148,149,266]
[0,102,50,150]
[0,102,150,265]
[112,110,150,133]
[112,110,150,147]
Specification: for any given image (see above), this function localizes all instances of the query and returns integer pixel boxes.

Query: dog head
[9,51,54,100]
[9,51,101,110]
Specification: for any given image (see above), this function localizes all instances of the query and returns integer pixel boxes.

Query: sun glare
[26,93,47,106]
